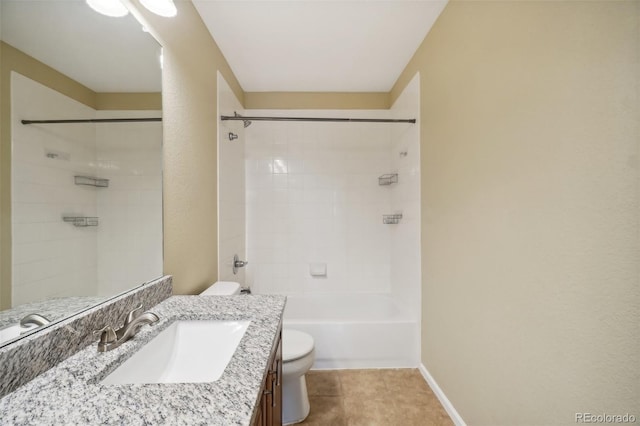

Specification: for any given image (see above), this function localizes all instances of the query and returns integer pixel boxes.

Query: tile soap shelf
[75,175,109,188]
[378,173,398,186]
[63,217,99,227]
[383,214,403,225]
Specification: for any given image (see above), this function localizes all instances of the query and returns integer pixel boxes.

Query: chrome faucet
[20,313,51,327]
[94,305,159,352]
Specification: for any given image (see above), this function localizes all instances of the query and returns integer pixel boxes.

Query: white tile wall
[245,110,395,295]
[95,110,163,297]
[389,74,422,320]
[243,93,420,315]
[11,72,163,305]
[11,72,98,305]
[217,73,246,284]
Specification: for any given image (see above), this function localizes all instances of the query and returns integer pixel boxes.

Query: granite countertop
[0,295,286,426]
[0,296,106,329]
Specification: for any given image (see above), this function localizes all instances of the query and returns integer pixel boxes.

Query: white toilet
[199,281,241,296]
[282,329,315,425]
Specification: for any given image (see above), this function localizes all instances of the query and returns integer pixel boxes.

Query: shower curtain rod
[220,115,416,124]
[21,118,162,125]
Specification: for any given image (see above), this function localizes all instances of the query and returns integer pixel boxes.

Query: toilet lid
[283,329,314,362]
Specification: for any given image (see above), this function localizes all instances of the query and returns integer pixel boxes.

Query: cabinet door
[253,398,263,426]
[264,382,273,426]
[265,372,274,426]
[271,335,282,426]
[255,327,282,426]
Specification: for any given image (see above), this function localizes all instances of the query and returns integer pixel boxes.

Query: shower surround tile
[245,111,394,296]
[218,73,247,284]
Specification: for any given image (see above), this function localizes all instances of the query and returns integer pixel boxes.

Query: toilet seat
[283,329,314,362]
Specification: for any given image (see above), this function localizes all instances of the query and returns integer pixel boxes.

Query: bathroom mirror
[0,0,163,347]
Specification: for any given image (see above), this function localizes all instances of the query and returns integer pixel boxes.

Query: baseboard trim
[418,363,467,426]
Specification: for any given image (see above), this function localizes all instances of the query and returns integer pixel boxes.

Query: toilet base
[282,375,310,425]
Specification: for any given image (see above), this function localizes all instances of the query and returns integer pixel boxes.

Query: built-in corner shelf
[378,173,398,186]
[75,176,109,188]
[63,217,99,227]
[383,214,403,225]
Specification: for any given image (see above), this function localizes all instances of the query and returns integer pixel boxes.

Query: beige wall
[95,92,161,111]
[392,1,639,424]
[0,42,161,309]
[126,0,244,295]
[245,91,389,110]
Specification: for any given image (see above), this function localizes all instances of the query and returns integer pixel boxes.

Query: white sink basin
[102,320,250,384]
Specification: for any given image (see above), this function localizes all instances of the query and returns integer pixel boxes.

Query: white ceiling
[0,0,161,92]
[193,0,447,92]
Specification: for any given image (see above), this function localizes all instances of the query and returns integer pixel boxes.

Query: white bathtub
[283,293,419,370]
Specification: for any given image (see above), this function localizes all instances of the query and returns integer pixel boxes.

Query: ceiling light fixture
[140,0,177,17]
[86,0,129,17]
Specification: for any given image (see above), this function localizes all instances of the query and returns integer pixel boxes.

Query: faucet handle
[93,326,117,344]
[123,304,144,327]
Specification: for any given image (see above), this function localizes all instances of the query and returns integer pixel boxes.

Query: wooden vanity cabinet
[253,325,282,426]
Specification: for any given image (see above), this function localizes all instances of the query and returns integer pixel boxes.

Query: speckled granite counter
[0,296,105,329]
[0,295,286,426]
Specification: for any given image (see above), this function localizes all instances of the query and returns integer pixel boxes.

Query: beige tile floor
[297,369,454,426]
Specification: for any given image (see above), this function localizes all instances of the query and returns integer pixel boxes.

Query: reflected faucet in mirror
[19,314,51,328]
[0,313,52,345]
